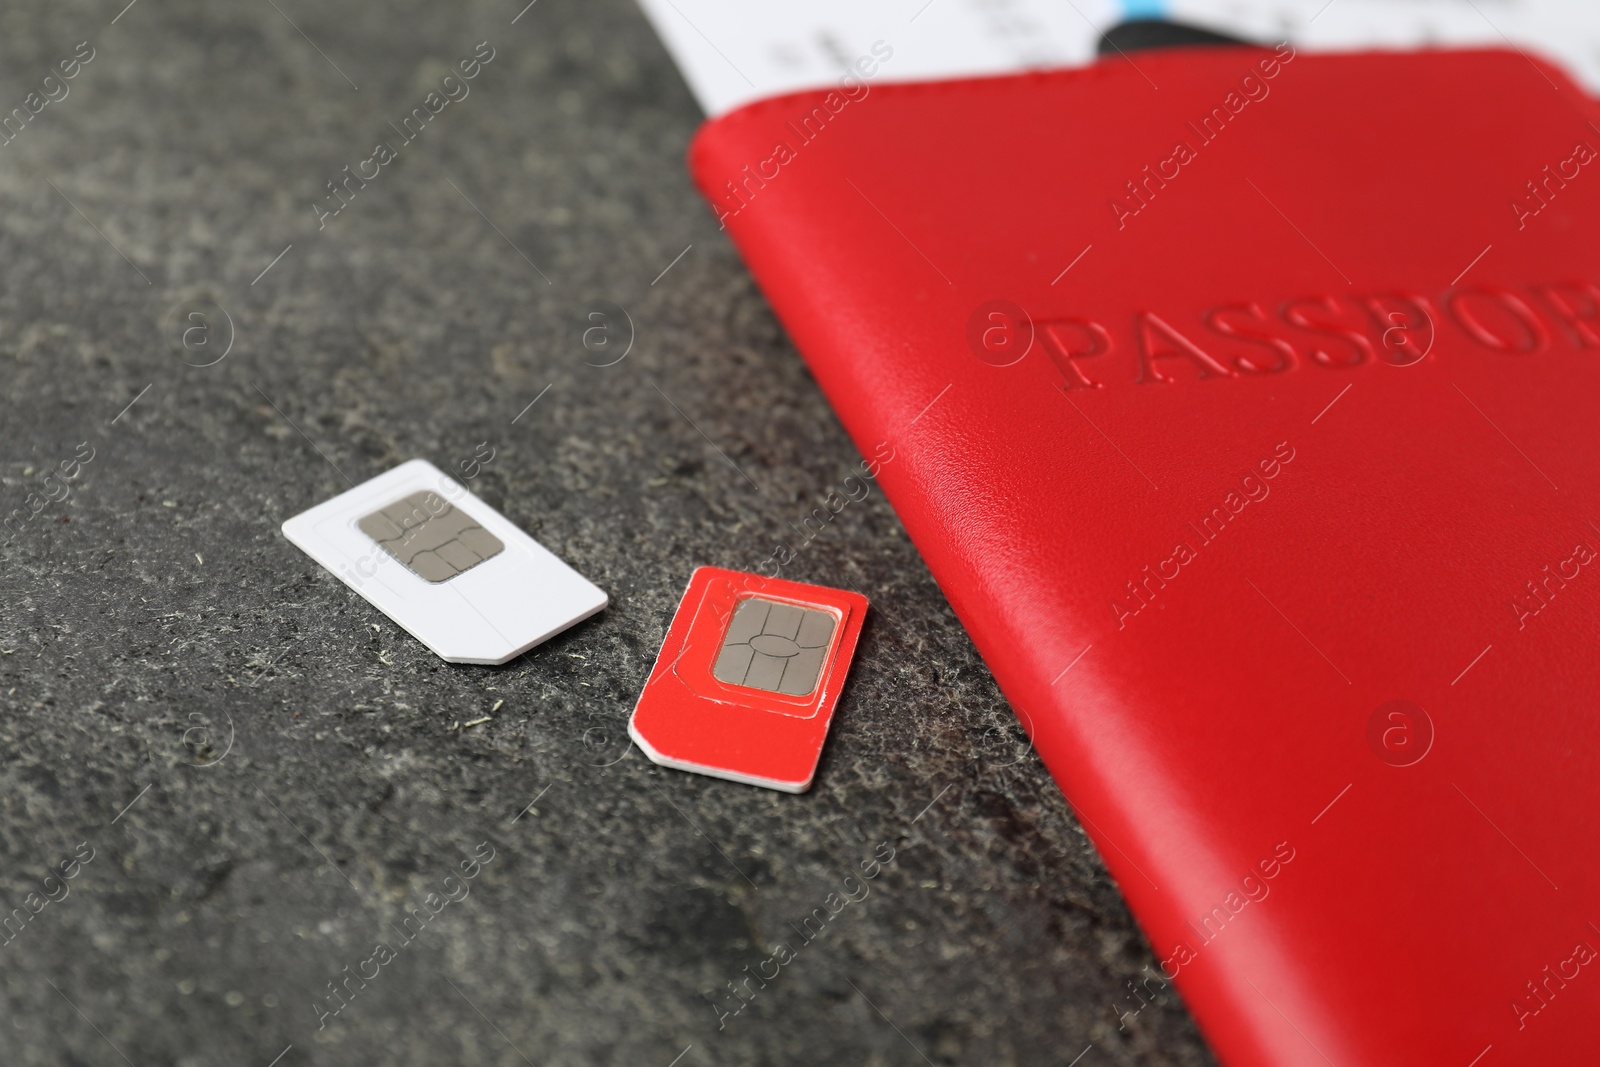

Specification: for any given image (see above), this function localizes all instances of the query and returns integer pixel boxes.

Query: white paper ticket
[636,0,1600,115]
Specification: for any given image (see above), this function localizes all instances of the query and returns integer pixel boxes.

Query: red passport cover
[690,44,1600,1067]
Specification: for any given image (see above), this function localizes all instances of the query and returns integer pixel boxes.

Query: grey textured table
[0,2,1216,1064]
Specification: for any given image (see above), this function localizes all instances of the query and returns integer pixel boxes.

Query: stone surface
[0,1,1216,1064]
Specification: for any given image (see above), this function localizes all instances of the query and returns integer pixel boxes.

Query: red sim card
[628,566,868,792]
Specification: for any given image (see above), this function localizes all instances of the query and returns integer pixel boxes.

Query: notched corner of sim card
[627,714,818,794]
[279,511,329,570]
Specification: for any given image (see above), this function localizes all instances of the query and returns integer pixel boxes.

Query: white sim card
[281,459,607,664]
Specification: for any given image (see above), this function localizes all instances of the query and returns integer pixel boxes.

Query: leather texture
[690,45,1600,1067]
